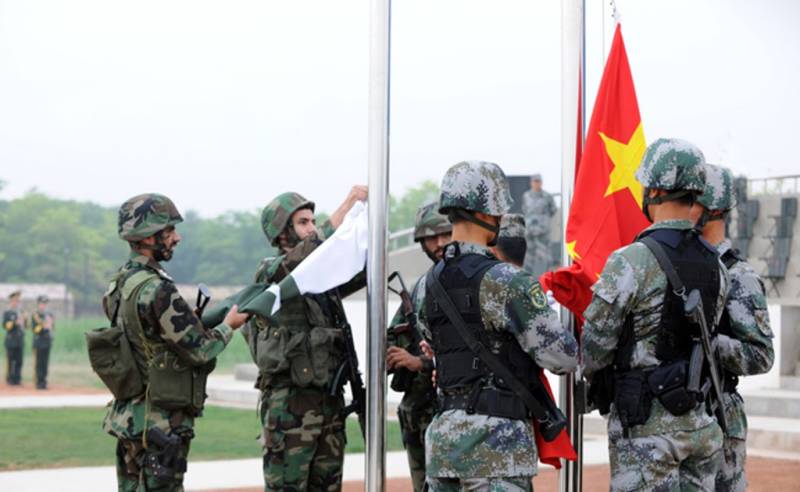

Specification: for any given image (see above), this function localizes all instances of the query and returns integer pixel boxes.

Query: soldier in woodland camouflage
[415,161,577,491]
[242,186,367,491]
[521,174,557,277]
[3,290,25,386]
[385,201,451,492]
[689,164,774,492]
[583,139,729,491]
[103,193,248,491]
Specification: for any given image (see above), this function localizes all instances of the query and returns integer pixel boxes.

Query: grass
[0,406,403,470]
[0,317,256,388]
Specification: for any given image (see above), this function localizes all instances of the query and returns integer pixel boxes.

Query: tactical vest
[717,247,745,393]
[638,229,720,363]
[425,248,538,420]
[251,256,346,390]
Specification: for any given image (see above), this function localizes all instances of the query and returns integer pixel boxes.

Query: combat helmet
[438,161,513,216]
[499,213,526,239]
[118,193,183,242]
[636,138,707,221]
[413,201,452,242]
[697,164,736,212]
[261,192,315,246]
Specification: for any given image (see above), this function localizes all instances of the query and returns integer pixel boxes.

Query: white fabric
[268,201,369,314]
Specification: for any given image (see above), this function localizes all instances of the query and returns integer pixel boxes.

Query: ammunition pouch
[588,367,615,415]
[148,351,215,414]
[85,323,145,400]
[613,370,652,433]
[723,372,739,393]
[647,360,696,416]
[256,324,342,389]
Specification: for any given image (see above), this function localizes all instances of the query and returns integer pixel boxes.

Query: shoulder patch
[529,283,548,309]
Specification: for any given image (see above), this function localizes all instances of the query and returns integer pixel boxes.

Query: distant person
[30,295,54,390]
[243,186,367,491]
[3,290,25,386]
[102,193,248,491]
[690,164,775,492]
[522,173,557,277]
[385,201,451,492]
[492,213,527,268]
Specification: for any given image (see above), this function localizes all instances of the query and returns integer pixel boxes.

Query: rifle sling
[426,263,554,424]
[640,237,686,295]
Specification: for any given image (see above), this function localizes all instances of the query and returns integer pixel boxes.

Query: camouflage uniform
[583,139,728,491]
[242,191,365,491]
[387,202,450,492]
[104,194,235,492]
[697,165,775,492]
[495,214,527,267]
[30,296,54,389]
[3,292,24,386]
[417,161,578,491]
[521,175,556,277]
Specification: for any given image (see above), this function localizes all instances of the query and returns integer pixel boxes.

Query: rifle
[330,318,366,438]
[387,272,425,392]
[195,283,211,318]
[684,289,728,433]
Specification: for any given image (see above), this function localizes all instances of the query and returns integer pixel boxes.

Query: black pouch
[588,367,615,415]
[613,370,651,428]
[648,360,694,416]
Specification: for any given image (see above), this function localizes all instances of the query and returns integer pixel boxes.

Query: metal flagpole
[559,1,585,491]
[366,0,391,490]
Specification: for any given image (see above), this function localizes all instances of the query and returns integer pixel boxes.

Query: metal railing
[388,226,415,251]
[748,174,800,196]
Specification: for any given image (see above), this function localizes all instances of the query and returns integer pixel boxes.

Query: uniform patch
[529,284,548,309]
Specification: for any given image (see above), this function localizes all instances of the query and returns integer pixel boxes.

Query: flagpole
[366,0,391,490]
[559,1,585,492]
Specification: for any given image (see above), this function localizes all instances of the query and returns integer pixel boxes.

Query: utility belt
[438,385,530,421]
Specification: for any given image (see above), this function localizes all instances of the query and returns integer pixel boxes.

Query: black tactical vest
[638,228,721,362]
[425,245,539,407]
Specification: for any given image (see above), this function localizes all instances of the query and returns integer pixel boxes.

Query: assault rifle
[684,289,728,433]
[196,283,211,318]
[330,314,366,438]
[387,271,425,392]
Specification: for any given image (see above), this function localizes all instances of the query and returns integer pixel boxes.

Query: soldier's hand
[348,185,368,203]
[419,340,434,360]
[223,304,249,330]
[386,346,423,372]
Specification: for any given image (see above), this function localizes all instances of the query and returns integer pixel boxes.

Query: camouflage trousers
[261,386,346,491]
[426,476,533,492]
[715,436,746,492]
[398,405,434,492]
[608,423,723,492]
[115,435,191,492]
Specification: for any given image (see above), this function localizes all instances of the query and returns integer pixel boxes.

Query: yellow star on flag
[566,240,581,260]
[599,122,646,208]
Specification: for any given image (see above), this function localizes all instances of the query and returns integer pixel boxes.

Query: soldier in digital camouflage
[103,193,248,491]
[521,174,557,277]
[583,138,729,491]
[689,164,774,492]
[385,201,451,492]
[414,161,578,491]
[241,186,367,491]
[492,213,527,268]
[3,290,25,386]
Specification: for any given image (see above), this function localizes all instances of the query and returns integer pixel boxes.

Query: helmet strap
[454,209,500,247]
[641,189,693,222]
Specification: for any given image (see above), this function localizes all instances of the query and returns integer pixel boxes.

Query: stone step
[783,376,800,391]
[741,388,800,419]
[234,363,258,382]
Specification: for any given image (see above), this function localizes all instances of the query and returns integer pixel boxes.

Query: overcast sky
[0,0,797,217]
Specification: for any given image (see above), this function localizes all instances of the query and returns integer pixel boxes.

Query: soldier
[103,193,248,491]
[417,161,578,491]
[30,295,55,390]
[521,174,557,277]
[689,164,774,492]
[3,290,25,386]
[583,139,729,491]
[491,213,527,268]
[243,186,367,491]
[385,201,451,492]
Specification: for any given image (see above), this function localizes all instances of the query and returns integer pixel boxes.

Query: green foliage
[0,406,403,470]
[389,180,439,232]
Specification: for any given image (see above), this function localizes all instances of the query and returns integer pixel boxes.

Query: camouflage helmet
[499,213,526,239]
[118,193,183,241]
[438,160,513,216]
[697,164,737,212]
[261,192,315,246]
[636,138,707,193]
[413,201,452,241]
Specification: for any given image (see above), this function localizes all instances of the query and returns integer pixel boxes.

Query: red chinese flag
[540,24,650,320]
